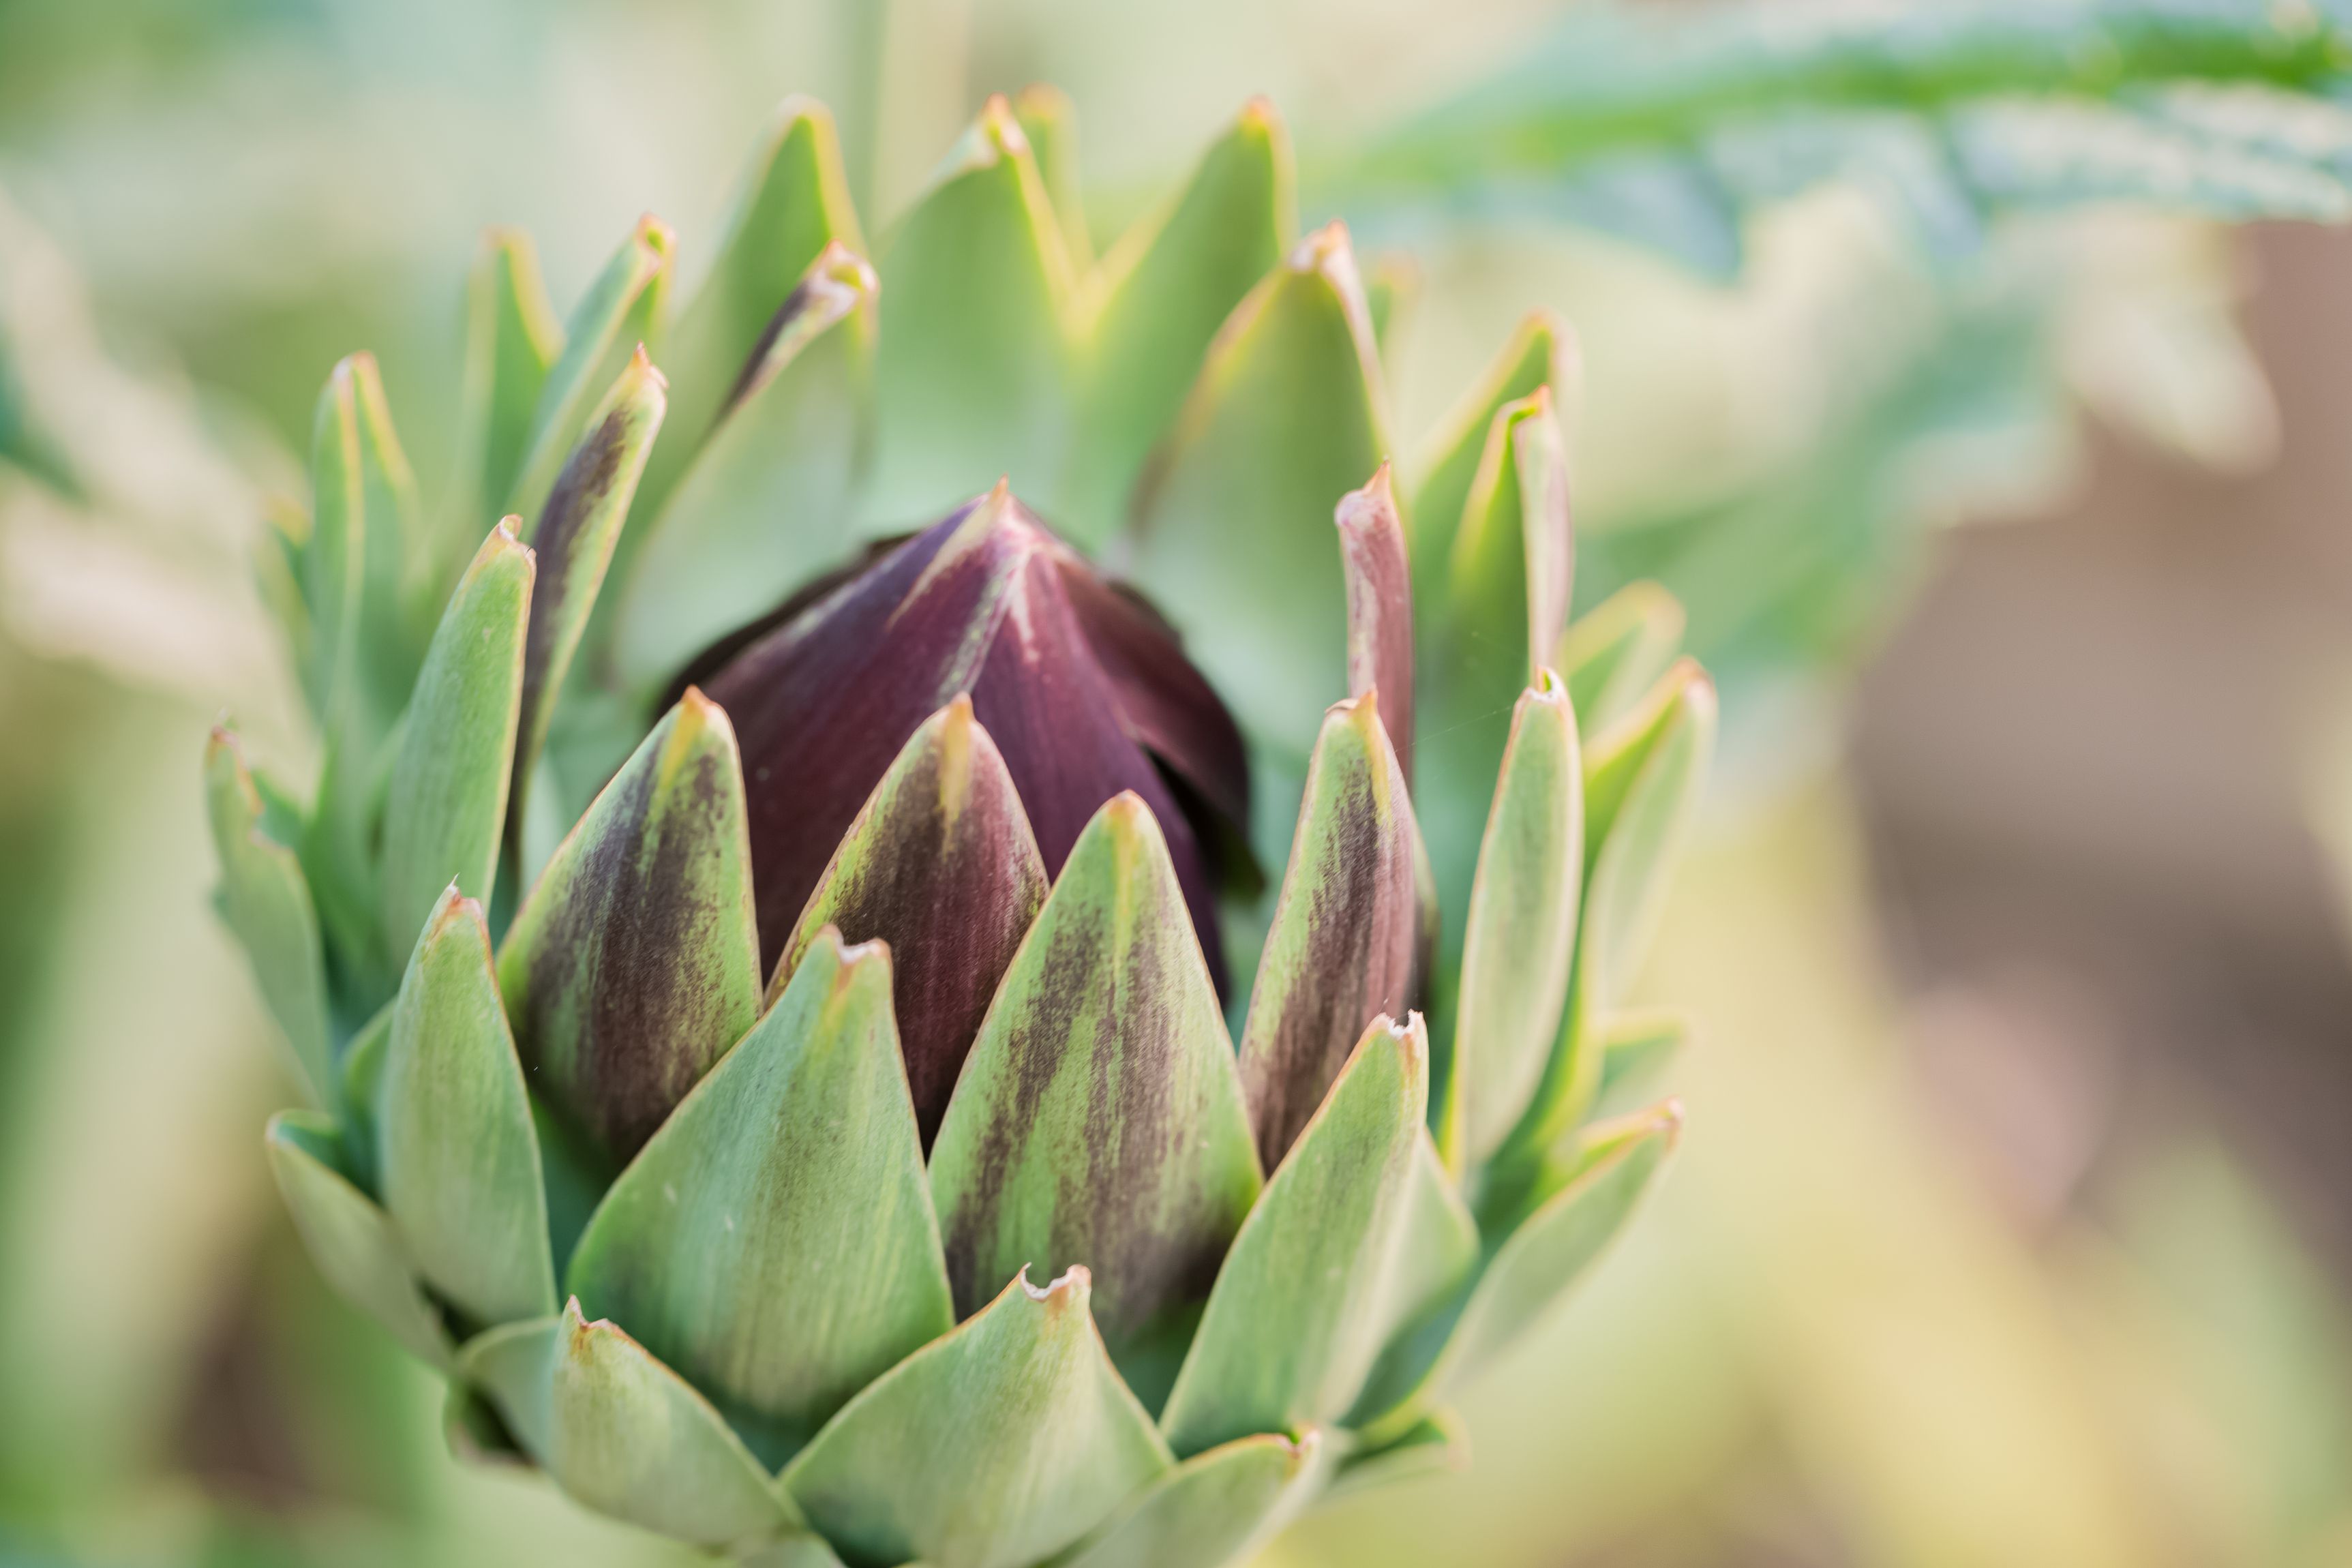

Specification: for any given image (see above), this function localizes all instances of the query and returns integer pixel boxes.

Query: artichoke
[208,89,1713,1568]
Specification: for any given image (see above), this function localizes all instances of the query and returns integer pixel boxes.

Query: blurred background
[4,1,2352,1564]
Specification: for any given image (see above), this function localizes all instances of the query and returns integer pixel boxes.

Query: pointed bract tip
[1289,220,1353,272]
[1333,684,1381,727]
[978,94,1029,156]
[826,926,893,979]
[673,684,732,735]
[623,342,669,393]
[812,238,879,293]
[633,213,677,253]
[1659,1096,1687,1141]
[772,91,835,132]
[492,514,523,543]
[1531,664,1569,702]
[1239,95,1278,128]
[1100,789,1153,834]
[1027,1263,1091,1305]
[425,881,485,935]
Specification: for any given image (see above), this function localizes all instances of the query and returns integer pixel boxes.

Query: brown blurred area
[1854,222,2352,1267]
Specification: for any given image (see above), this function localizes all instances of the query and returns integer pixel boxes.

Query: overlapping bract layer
[215,87,1713,1568]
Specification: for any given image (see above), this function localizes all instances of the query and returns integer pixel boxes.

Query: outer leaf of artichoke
[497,689,762,1166]
[565,930,953,1466]
[930,793,1261,1389]
[1058,1428,1329,1568]
[871,96,1074,525]
[469,1302,803,1548]
[774,694,1048,1148]
[265,1111,452,1370]
[507,215,674,531]
[1237,692,1423,1173]
[783,1267,1174,1568]
[378,887,554,1331]
[1160,1014,1427,1458]
[376,519,532,974]
[1453,671,1582,1166]
[205,727,331,1102]
[1064,100,1293,549]
[612,242,877,696]
[1126,222,1389,764]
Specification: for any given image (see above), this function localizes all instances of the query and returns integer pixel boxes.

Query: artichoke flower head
[209,87,1712,1568]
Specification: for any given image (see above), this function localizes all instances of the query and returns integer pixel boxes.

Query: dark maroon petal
[1055,556,1251,832]
[971,550,1231,991]
[1336,464,1414,786]
[775,695,1051,1148]
[703,485,1241,995]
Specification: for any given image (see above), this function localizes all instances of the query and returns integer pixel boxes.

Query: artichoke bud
[219,87,1715,1568]
[697,480,1250,990]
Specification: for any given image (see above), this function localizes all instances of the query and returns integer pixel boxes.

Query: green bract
[212,91,1710,1567]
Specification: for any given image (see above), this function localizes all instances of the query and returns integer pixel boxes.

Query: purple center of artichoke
[697,481,1250,992]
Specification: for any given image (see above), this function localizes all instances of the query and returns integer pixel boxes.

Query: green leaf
[635,96,864,528]
[1237,692,1424,1172]
[299,353,429,990]
[510,348,667,820]
[472,1303,801,1548]
[734,1537,851,1568]
[1358,1101,1678,1441]
[1343,1,2352,270]
[1063,100,1293,548]
[1325,1409,1465,1501]
[379,887,554,1330]
[337,1000,391,1192]
[266,1110,451,1370]
[301,350,428,732]
[457,1314,558,1457]
[376,519,532,972]
[775,694,1048,1149]
[1406,312,1568,593]
[1454,672,1582,1168]
[566,930,953,1466]
[1593,1008,1688,1118]
[205,727,331,1102]
[449,228,562,572]
[1014,83,1092,271]
[1556,579,1686,738]
[1579,659,1716,1000]
[1417,388,1576,968]
[498,689,762,1166]
[782,1267,1174,1568]
[1058,1428,1329,1568]
[1364,252,1419,370]
[613,243,878,697]
[1370,1134,1479,1372]
[1444,1102,1678,1386]
[871,95,1074,524]
[1486,659,1710,1186]
[299,716,390,1014]
[1126,221,1389,762]
[1160,1014,1427,1458]
[507,215,674,530]
[1949,95,2352,219]
[929,794,1261,1385]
